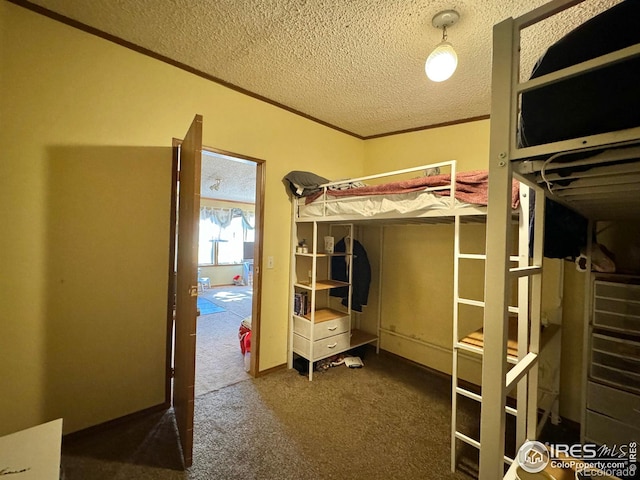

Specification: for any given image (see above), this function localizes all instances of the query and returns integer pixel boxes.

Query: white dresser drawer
[590,333,640,393]
[590,363,640,394]
[293,309,350,340]
[594,281,640,335]
[585,410,640,447]
[587,381,640,429]
[593,311,640,335]
[592,333,640,360]
[292,331,350,361]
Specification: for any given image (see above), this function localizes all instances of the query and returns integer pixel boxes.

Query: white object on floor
[0,418,63,479]
[244,352,251,372]
[344,356,364,368]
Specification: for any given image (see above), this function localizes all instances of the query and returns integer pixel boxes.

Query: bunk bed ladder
[478,180,544,480]
[451,211,519,471]
[477,9,549,478]
[451,185,537,474]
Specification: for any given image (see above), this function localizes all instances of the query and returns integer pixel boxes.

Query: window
[198,211,254,265]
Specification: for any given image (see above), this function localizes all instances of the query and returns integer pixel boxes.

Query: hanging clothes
[529,190,588,259]
[330,237,371,312]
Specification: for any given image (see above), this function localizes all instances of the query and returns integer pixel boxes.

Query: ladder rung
[457,297,519,315]
[453,432,516,465]
[458,253,486,260]
[455,431,480,449]
[458,298,484,308]
[457,254,520,262]
[456,386,481,402]
[454,387,517,416]
[455,341,484,356]
[509,266,542,278]
[506,352,538,390]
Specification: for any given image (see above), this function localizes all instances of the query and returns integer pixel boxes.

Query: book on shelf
[294,293,301,316]
[294,291,310,316]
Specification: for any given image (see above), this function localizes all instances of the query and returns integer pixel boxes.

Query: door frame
[200,146,265,376]
[165,143,266,406]
[165,137,180,404]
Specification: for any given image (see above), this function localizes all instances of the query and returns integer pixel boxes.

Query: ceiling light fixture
[210,178,222,191]
[425,10,460,83]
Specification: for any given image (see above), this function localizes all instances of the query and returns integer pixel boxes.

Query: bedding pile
[301,170,520,209]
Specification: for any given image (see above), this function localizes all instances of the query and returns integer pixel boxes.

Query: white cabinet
[583,279,640,446]
[289,221,377,380]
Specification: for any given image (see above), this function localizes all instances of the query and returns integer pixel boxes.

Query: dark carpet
[59,285,576,479]
[61,349,484,480]
[196,286,253,396]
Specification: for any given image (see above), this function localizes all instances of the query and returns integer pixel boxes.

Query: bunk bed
[287,162,503,381]
[287,161,562,446]
[482,1,640,479]
[288,161,509,223]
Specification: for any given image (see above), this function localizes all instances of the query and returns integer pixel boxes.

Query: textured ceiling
[201,151,256,204]
[26,0,621,138]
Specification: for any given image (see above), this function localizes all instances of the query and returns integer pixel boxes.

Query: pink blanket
[307,170,520,208]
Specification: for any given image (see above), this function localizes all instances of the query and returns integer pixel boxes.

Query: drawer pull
[328,326,337,331]
[327,342,338,349]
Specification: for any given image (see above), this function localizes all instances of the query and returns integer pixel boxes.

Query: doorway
[194,148,262,395]
[167,125,265,466]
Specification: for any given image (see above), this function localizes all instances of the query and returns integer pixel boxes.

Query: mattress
[297,170,519,220]
[519,0,640,147]
[298,189,483,219]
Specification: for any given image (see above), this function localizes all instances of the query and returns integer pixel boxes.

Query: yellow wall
[363,122,492,381]
[1,2,591,437]
[0,2,364,435]
[363,120,491,174]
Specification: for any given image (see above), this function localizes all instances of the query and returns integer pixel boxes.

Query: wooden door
[173,114,202,468]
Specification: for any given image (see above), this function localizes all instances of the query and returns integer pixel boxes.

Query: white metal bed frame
[482,1,640,479]
[288,159,562,474]
[288,161,492,380]
[293,161,488,224]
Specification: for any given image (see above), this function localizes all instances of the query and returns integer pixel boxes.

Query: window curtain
[240,210,255,231]
[200,206,255,231]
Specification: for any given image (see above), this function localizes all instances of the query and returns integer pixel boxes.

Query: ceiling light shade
[209,178,222,190]
[425,10,460,83]
[425,41,458,82]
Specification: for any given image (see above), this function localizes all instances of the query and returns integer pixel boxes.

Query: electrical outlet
[267,256,274,269]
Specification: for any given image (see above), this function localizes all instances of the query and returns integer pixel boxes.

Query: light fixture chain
[442,25,448,42]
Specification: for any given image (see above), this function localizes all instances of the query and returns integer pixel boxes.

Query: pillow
[283,171,331,197]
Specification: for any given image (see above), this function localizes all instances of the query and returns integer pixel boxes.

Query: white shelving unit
[289,221,377,380]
